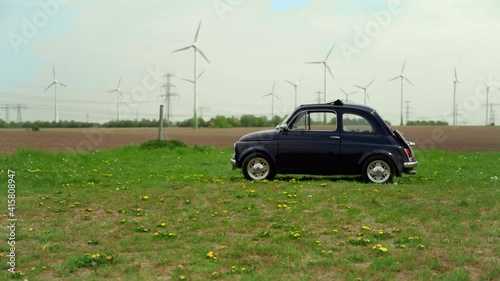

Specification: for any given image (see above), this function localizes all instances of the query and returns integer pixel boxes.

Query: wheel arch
[357,150,403,176]
[237,146,276,169]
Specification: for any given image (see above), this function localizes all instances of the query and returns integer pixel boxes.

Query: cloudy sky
[1,0,500,125]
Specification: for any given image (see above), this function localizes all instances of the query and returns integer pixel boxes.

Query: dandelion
[361,225,370,230]
[142,195,149,200]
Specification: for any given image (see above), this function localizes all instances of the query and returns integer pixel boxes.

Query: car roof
[296,99,377,114]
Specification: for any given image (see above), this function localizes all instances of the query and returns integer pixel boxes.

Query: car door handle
[329,136,340,140]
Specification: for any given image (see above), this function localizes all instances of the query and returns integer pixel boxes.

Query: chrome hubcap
[367,160,390,183]
[247,158,269,180]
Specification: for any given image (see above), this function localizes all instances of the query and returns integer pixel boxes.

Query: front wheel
[362,155,395,184]
[242,153,276,181]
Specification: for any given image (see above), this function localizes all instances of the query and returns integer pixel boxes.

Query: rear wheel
[242,153,276,181]
[362,155,395,184]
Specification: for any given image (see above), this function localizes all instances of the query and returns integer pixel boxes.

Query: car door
[277,110,341,174]
[340,111,386,173]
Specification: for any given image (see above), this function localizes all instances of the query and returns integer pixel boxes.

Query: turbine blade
[172,45,192,53]
[197,71,205,79]
[401,60,406,74]
[387,76,399,82]
[339,87,347,95]
[349,91,358,95]
[263,93,272,97]
[285,80,295,86]
[58,82,67,87]
[196,47,211,64]
[275,95,281,101]
[403,77,414,86]
[44,82,56,91]
[118,90,124,98]
[325,43,336,61]
[353,85,364,90]
[181,78,194,83]
[366,79,375,88]
[117,77,122,88]
[326,64,334,80]
[194,20,202,42]
[454,67,458,81]
[52,66,56,80]
[480,78,488,87]
[306,61,323,64]
[108,89,117,93]
[271,81,276,93]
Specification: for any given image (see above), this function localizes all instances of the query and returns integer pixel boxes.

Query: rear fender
[357,149,403,175]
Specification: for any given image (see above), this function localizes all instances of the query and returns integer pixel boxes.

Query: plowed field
[1,126,499,154]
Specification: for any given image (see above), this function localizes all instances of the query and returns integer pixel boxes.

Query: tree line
[0,115,286,130]
[0,116,453,129]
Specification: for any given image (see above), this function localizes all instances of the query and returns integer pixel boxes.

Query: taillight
[404,148,413,160]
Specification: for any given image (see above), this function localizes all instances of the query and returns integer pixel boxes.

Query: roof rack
[327,99,344,106]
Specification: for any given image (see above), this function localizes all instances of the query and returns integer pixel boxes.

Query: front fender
[234,141,277,168]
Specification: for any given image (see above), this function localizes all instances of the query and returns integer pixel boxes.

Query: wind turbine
[452,67,459,126]
[480,79,495,126]
[285,77,303,108]
[108,77,124,121]
[387,60,414,126]
[307,43,335,104]
[182,71,205,112]
[353,79,375,105]
[172,20,210,129]
[263,81,280,121]
[44,66,67,122]
[339,87,358,102]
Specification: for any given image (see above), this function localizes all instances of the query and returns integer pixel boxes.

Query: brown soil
[0,126,499,154]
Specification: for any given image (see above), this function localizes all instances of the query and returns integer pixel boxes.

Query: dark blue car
[231,100,418,183]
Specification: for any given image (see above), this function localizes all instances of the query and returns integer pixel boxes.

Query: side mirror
[277,123,289,131]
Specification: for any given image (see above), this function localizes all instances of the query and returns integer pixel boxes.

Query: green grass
[1,145,499,280]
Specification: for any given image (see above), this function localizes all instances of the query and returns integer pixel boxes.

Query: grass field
[1,143,499,280]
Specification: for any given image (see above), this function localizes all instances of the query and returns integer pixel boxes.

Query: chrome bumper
[404,161,418,169]
[231,155,237,170]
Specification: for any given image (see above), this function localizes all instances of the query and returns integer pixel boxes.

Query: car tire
[242,153,276,181]
[362,155,395,184]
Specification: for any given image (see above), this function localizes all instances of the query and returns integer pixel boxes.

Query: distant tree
[406,120,448,126]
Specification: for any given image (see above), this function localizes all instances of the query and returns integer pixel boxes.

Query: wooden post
[158,105,164,140]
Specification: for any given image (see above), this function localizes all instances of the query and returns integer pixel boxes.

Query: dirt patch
[0,126,499,154]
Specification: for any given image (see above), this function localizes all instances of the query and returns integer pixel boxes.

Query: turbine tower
[339,87,358,102]
[353,79,375,105]
[452,67,459,126]
[480,79,498,125]
[172,20,211,129]
[263,81,280,121]
[108,77,124,121]
[307,43,335,104]
[387,60,414,126]
[285,77,303,108]
[44,66,67,122]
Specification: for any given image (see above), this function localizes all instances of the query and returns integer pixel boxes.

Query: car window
[342,113,374,133]
[290,111,337,131]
